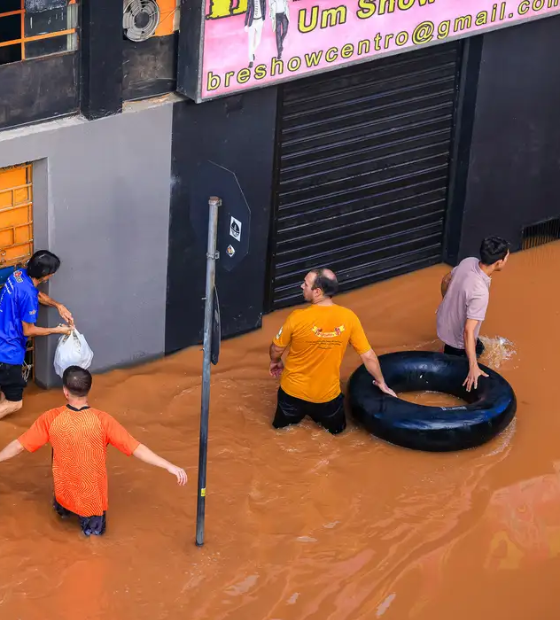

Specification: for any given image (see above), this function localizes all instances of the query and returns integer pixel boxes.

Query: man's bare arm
[22,322,70,338]
[38,291,59,308]
[37,292,74,326]
[360,349,397,397]
[132,444,187,485]
[0,439,24,463]
[462,319,488,392]
[269,343,285,361]
[269,343,286,378]
[441,271,453,298]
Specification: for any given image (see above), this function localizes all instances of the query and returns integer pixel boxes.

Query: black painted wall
[123,34,178,101]
[81,0,123,119]
[166,89,278,354]
[0,54,79,130]
[450,16,560,261]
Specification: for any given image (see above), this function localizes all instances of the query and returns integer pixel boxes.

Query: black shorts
[273,387,346,435]
[53,497,106,537]
[444,338,485,359]
[0,362,27,401]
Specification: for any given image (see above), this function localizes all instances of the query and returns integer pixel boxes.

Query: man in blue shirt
[0,250,73,420]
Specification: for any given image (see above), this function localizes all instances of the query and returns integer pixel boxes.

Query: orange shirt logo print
[311,325,345,338]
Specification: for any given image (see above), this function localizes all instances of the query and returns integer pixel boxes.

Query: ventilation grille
[521,218,560,250]
[123,0,160,42]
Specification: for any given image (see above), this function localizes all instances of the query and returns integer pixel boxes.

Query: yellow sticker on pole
[201,488,206,497]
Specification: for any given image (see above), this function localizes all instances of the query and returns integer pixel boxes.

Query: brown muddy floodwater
[398,391,467,407]
[1,243,560,620]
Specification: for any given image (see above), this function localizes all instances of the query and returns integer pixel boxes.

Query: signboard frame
[178,0,560,103]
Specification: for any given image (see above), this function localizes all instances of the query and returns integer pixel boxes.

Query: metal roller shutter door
[269,43,461,310]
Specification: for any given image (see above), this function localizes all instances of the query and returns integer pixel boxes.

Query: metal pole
[196,196,220,547]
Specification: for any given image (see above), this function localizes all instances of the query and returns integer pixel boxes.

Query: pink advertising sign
[179,0,560,102]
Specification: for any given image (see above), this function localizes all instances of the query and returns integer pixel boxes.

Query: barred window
[0,163,35,379]
[0,0,78,66]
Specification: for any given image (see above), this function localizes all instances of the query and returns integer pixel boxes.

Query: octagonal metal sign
[189,161,251,272]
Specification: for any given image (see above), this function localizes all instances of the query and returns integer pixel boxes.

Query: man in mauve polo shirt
[437,236,510,392]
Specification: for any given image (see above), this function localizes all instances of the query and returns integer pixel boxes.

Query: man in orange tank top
[0,366,187,537]
[269,268,396,434]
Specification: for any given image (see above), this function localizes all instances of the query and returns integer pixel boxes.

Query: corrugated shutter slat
[270,43,461,310]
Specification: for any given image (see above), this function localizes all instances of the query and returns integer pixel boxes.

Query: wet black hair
[26,250,61,280]
[63,366,92,398]
[480,237,510,265]
[311,268,339,298]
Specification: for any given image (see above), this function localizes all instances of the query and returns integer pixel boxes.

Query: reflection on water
[0,243,559,619]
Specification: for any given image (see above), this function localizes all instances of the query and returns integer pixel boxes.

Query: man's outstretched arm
[0,439,24,463]
[132,444,187,485]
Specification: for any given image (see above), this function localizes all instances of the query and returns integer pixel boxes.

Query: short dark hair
[63,366,92,397]
[311,268,339,298]
[26,250,61,279]
[480,237,510,265]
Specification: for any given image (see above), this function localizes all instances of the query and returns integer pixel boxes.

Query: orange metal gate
[0,163,34,379]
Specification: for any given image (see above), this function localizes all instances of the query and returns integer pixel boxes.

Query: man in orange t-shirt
[269,268,396,434]
[0,366,187,537]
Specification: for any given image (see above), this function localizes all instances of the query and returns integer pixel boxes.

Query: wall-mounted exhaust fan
[123,0,160,42]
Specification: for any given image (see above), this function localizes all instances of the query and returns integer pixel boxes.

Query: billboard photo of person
[270,0,290,60]
[244,0,267,67]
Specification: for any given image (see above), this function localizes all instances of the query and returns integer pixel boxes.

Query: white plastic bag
[53,329,94,378]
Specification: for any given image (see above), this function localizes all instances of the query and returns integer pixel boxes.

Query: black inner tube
[348,351,517,452]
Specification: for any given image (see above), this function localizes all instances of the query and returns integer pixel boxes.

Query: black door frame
[441,36,484,266]
[263,85,286,314]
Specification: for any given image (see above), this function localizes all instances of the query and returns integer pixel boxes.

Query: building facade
[1,0,559,386]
